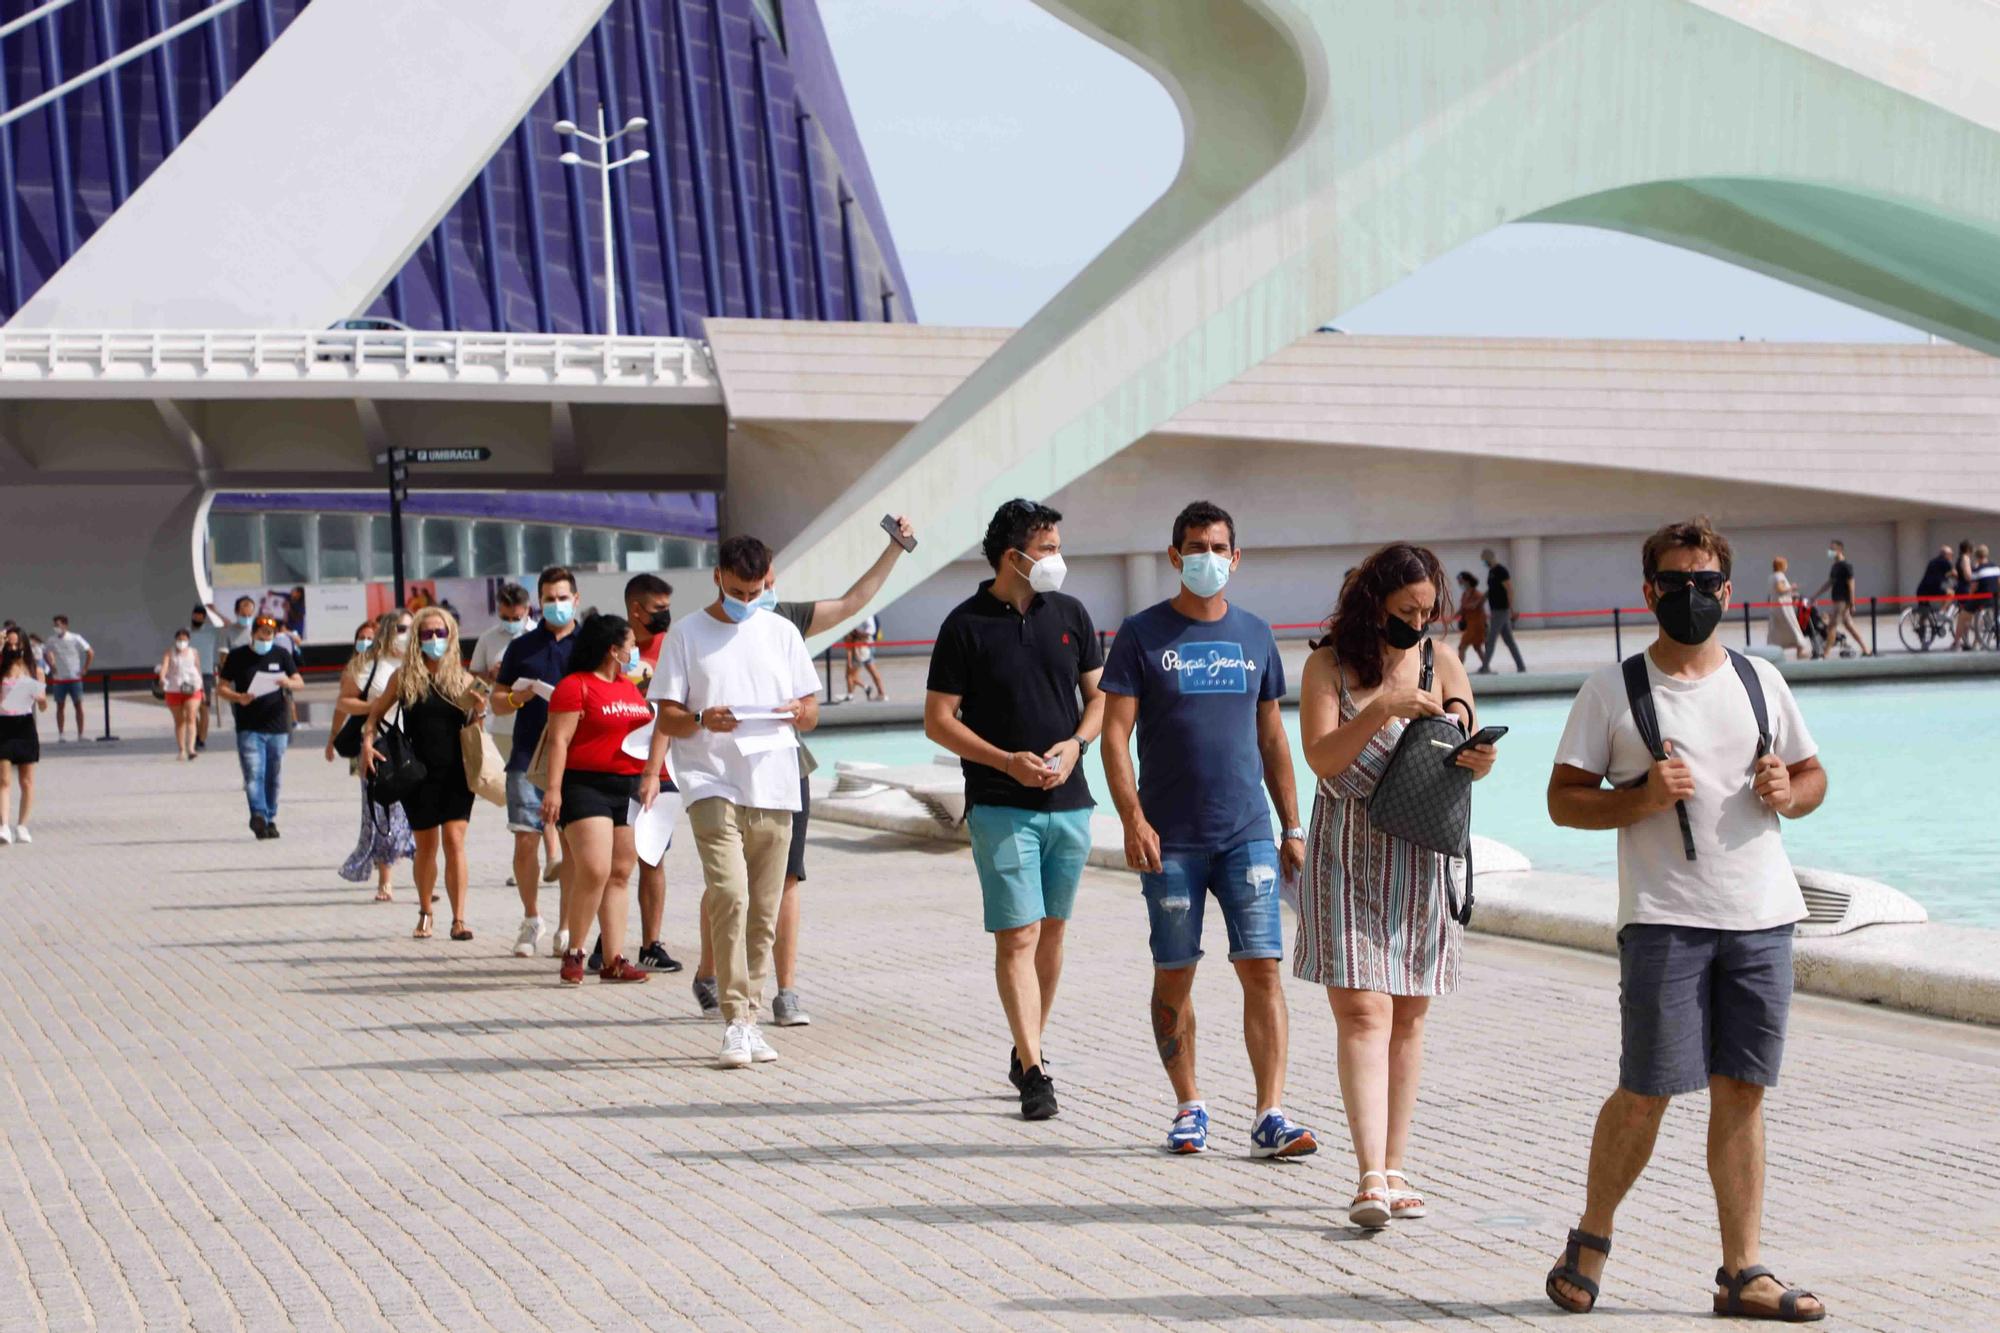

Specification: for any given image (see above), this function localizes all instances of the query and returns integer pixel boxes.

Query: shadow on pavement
[1004,1294,1603,1322]
[520,1097,979,1119]
[661,1142,1140,1165]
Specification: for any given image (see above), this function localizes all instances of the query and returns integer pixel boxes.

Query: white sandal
[1385,1169,1427,1219]
[1349,1171,1391,1229]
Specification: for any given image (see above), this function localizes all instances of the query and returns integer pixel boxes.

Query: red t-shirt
[548,672,654,777]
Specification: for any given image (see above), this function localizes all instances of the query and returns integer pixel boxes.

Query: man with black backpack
[1542,517,1828,1323]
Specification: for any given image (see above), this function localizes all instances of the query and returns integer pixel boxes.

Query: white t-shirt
[1554,651,1816,932]
[469,623,525,737]
[43,631,91,679]
[647,608,819,812]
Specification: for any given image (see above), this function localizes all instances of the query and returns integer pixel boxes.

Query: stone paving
[1,704,1997,1330]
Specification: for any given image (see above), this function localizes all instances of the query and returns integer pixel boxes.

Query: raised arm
[802,516,916,637]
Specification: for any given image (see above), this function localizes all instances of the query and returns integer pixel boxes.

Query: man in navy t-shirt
[1101,500,1316,1160]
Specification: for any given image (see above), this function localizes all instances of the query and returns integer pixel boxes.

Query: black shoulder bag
[1619,649,1770,861]
[366,700,428,806]
[1367,640,1477,924]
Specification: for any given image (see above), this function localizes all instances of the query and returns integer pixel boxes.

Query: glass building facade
[0,0,913,336]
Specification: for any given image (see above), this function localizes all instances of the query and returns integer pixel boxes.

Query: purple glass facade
[0,0,913,335]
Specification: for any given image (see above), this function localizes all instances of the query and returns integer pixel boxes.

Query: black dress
[400,686,474,831]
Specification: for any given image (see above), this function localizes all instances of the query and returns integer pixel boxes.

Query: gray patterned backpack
[1367,640,1475,923]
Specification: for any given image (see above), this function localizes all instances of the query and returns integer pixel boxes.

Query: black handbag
[331,661,379,760]
[366,706,427,806]
[1367,640,1476,923]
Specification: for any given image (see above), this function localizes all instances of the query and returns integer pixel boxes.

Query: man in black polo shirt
[493,565,581,957]
[925,499,1104,1121]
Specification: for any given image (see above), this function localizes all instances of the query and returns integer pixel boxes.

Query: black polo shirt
[927,581,1102,812]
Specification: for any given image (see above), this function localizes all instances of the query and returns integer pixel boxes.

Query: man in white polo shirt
[1542,517,1828,1323]
[641,535,820,1070]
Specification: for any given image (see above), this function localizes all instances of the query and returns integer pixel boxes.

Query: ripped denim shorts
[1141,839,1281,969]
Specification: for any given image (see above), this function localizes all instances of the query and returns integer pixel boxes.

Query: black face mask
[1381,614,1424,651]
[1654,587,1723,645]
[645,609,672,635]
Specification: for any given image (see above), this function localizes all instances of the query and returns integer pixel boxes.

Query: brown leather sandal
[1546,1228,1610,1313]
[1713,1265,1825,1322]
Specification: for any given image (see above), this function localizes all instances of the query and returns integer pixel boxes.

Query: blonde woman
[1765,557,1807,660]
[361,608,487,941]
[157,627,206,760]
[330,612,414,901]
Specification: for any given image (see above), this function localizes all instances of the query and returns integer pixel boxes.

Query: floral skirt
[339,781,414,881]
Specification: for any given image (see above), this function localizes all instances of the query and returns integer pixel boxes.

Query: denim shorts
[1618,923,1795,1097]
[48,679,84,707]
[505,771,544,833]
[1141,840,1282,969]
[965,805,1093,933]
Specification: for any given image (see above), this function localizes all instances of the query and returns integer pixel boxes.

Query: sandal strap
[1550,1265,1599,1301]
[1568,1227,1612,1257]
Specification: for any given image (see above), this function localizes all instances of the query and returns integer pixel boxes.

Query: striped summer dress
[1291,659,1463,996]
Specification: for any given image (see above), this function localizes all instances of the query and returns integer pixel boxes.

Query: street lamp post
[555,106,650,336]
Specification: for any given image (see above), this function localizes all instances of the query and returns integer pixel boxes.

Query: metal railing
[0,328,715,388]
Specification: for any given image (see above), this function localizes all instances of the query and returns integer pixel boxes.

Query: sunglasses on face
[1653,570,1727,596]
[417,628,449,643]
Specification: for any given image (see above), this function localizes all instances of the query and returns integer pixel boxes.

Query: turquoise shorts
[965,804,1094,933]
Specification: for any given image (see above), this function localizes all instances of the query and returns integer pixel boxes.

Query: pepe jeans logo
[1161,642,1255,694]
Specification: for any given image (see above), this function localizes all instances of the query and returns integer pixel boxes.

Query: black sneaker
[1008,1047,1051,1092]
[249,814,268,839]
[586,936,603,971]
[637,941,682,973]
[1019,1065,1058,1121]
[264,822,280,840]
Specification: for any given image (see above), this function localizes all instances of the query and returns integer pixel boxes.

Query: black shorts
[0,713,38,766]
[1618,923,1794,1097]
[787,776,810,882]
[560,769,637,828]
[403,778,476,832]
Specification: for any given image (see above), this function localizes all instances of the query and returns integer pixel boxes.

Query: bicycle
[1896,600,1957,653]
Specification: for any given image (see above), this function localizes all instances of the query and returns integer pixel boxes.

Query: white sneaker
[744,1023,778,1064]
[716,1022,752,1069]
[0,825,11,845]
[550,927,570,959]
[12,826,28,844]
[512,917,544,959]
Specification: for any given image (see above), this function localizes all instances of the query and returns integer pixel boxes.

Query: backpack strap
[1621,652,1696,862]
[1725,649,1772,759]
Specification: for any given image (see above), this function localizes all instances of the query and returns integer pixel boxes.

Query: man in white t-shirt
[42,615,93,741]
[1542,518,1828,1322]
[641,536,820,1070]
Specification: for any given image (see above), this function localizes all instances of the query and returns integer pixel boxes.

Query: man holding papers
[215,617,305,840]
[642,536,820,1070]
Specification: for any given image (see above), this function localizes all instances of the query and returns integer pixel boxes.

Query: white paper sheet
[733,726,799,756]
[247,671,284,698]
[619,713,657,762]
[631,790,682,867]
[729,706,795,723]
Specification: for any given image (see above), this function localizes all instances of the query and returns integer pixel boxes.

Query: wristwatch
[1071,734,1092,756]
[1282,827,1306,843]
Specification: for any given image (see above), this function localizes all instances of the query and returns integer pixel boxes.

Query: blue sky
[819,0,1927,342]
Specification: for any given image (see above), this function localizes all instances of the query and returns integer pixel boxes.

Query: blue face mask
[541,597,575,627]
[1177,551,1232,598]
[503,617,529,638]
[420,637,450,660]
[354,639,372,655]
[250,639,274,656]
[623,646,643,672]
[754,588,779,613]
[721,593,759,623]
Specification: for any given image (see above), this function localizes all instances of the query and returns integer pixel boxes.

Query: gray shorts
[506,772,544,834]
[1617,923,1794,1098]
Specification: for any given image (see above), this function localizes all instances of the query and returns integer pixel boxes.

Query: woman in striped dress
[1295,543,1499,1229]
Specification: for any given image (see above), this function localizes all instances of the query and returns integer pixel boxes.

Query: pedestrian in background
[1295,543,1497,1228]
[1765,557,1807,660]
[1454,571,1487,664]
[331,612,413,903]
[1953,539,1979,649]
[215,616,304,840]
[1812,539,1870,656]
[844,613,887,702]
[1476,549,1526,673]
[43,615,93,742]
[157,627,205,761]
[188,603,223,748]
[363,608,487,942]
[0,625,48,844]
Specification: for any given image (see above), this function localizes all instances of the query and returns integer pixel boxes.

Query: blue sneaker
[1165,1106,1209,1154]
[1250,1111,1318,1159]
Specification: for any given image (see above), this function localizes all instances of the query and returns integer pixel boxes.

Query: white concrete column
[1123,551,1157,618]
[1510,535,1545,613]
[506,525,526,582]
[454,519,476,579]
[300,512,322,584]
[1895,517,1928,597]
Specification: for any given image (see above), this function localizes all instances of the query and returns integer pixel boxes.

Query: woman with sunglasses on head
[541,613,654,984]
[330,611,415,902]
[361,608,487,940]
[1294,543,1500,1230]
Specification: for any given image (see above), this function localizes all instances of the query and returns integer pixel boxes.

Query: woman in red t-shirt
[542,614,657,985]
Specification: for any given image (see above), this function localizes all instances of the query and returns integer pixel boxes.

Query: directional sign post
[378,447,494,607]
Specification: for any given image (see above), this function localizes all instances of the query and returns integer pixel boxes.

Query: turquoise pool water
[808,678,2000,927]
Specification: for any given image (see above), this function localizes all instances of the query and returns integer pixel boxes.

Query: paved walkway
[1,707,1996,1330]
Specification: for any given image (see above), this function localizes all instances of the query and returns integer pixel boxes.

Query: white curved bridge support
[762,0,2000,647]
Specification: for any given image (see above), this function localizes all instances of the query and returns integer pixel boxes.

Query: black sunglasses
[1653,570,1727,595]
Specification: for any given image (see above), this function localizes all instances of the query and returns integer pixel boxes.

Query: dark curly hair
[568,613,634,677]
[982,498,1062,570]
[1312,543,1449,689]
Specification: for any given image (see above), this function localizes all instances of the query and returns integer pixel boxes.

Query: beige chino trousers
[688,797,794,1024]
